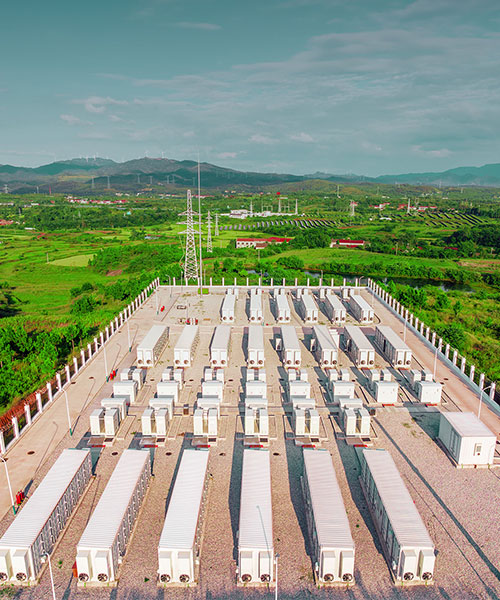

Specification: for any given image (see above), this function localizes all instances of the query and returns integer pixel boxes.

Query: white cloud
[249,134,277,145]
[60,114,91,126]
[412,145,452,158]
[290,132,314,143]
[74,96,128,114]
[216,152,238,159]
[361,141,383,153]
[175,21,221,31]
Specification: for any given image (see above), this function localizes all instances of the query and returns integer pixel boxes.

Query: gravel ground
[2,288,499,600]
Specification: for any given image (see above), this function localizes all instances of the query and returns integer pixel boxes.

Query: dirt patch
[106,269,123,276]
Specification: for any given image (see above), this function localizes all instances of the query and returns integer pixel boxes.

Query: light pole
[432,344,438,380]
[0,456,15,514]
[275,553,279,600]
[41,553,57,600]
[478,384,492,420]
[62,390,73,436]
[103,342,109,381]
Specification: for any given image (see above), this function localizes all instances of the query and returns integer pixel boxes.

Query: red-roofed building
[236,237,291,249]
[331,239,366,248]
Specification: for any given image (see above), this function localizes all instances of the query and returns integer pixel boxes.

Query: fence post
[36,392,42,414]
[73,357,78,374]
[479,373,485,390]
[81,349,86,366]
[56,372,62,391]
[452,350,458,365]
[12,417,19,439]
[65,364,71,384]
[24,403,31,427]
[470,364,475,382]
[490,383,496,401]
[0,431,5,454]
[460,356,466,373]
[47,382,53,403]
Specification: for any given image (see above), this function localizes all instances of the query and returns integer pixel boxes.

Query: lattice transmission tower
[206,210,213,253]
[214,212,219,236]
[180,189,199,283]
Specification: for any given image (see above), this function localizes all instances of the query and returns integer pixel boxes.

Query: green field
[0,189,499,413]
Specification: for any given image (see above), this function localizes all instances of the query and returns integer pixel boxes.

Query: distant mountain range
[1,157,500,193]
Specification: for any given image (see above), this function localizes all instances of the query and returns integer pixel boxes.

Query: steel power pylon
[214,212,219,236]
[180,189,200,283]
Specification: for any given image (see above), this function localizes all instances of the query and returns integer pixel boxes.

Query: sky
[1,0,500,176]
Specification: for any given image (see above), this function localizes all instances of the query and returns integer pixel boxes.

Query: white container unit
[101,397,129,420]
[247,325,265,368]
[324,292,346,323]
[210,325,231,367]
[174,325,199,368]
[0,449,92,584]
[302,449,355,583]
[158,449,209,585]
[238,449,274,584]
[374,326,412,368]
[344,326,375,368]
[201,380,224,402]
[249,293,263,322]
[113,380,138,404]
[142,407,169,437]
[276,293,291,323]
[312,325,338,367]
[349,295,374,324]
[137,325,168,368]
[156,380,180,405]
[281,325,302,368]
[361,449,435,583]
[76,450,151,585]
[162,367,184,389]
[221,293,236,322]
[438,412,496,467]
[299,292,319,323]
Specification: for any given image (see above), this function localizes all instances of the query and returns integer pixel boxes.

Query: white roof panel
[239,449,273,551]
[363,449,434,548]
[78,450,149,550]
[303,449,354,550]
[442,412,496,438]
[301,294,317,312]
[248,325,264,351]
[222,294,236,312]
[344,326,373,351]
[276,294,290,313]
[211,325,231,351]
[0,449,91,548]
[138,325,167,351]
[250,294,262,312]
[159,450,209,550]
[376,325,411,352]
[325,293,344,311]
[175,325,199,351]
[313,325,337,351]
[350,294,373,312]
[281,325,300,351]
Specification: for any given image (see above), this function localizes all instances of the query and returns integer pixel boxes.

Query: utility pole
[215,212,219,236]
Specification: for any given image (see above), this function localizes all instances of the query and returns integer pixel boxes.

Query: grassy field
[49,253,95,267]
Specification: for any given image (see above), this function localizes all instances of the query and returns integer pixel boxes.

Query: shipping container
[301,449,355,583]
[0,449,92,584]
[158,448,209,583]
[210,325,231,367]
[374,326,412,368]
[323,292,346,323]
[249,293,263,322]
[312,325,338,367]
[344,326,375,367]
[281,325,302,368]
[137,325,169,367]
[349,295,374,324]
[438,412,496,466]
[247,325,265,368]
[101,396,129,420]
[415,381,442,405]
[221,293,236,322]
[238,449,274,584]
[299,293,319,323]
[157,450,209,578]
[360,449,435,583]
[275,293,291,322]
[174,325,199,368]
[76,450,151,584]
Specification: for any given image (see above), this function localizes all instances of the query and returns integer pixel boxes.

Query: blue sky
[1,0,500,175]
